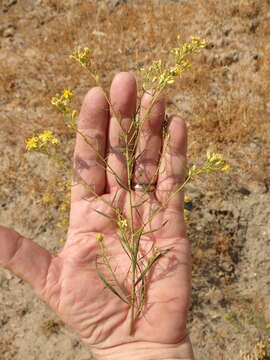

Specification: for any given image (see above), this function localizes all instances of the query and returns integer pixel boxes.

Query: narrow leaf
[95,209,115,221]
[135,247,173,287]
[115,176,129,191]
[131,198,148,208]
[141,220,168,236]
[96,267,130,305]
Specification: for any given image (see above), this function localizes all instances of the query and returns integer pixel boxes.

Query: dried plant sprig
[26,35,229,335]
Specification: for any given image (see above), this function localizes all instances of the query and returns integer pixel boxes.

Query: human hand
[0,72,194,360]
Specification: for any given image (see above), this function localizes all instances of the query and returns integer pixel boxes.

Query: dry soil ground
[0,0,270,359]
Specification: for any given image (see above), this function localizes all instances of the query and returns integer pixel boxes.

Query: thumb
[0,226,53,293]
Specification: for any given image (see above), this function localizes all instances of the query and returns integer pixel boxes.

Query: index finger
[71,87,109,202]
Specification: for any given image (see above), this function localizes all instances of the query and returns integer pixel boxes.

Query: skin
[0,72,194,360]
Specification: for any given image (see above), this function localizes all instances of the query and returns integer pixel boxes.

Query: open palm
[0,73,193,359]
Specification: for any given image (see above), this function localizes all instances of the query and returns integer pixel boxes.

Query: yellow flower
[70,47,92,69]
[51,138,59,145]
[222,164,230,172]
[26,137,38,150]
[26,130,59,153]
[118,219,128,229]
[206,151,223,163]
[51,96,59,106]
[184,209,190,221]
[96,233,104,241]
[39,130,53,142]
[188,164,198,178]
[51,89,76,122]
[38,130,59,147]
[204,151,230,173]
[175,68,184,76]
[59,203,67,211]
[63,89,73,100]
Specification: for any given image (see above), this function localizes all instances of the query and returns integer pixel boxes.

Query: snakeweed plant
[26,36,229,334]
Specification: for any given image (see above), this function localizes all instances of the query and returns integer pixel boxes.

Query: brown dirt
[0,0,269,359]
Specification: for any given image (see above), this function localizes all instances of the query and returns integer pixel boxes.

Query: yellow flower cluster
[70,47,100,85]
[70,47,92,69]
[51,89,77,129]
[118,219,128,229]
[205,151,230,172]
[142,35,208,91]
[171,36,208,64]
[188,151,230,178]
[26,130,59,151]
[51,89,75,114]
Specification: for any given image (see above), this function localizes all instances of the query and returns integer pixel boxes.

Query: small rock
[238,181,267,195]
[224,28,232,36]
[92,30,106,37]
[252,52,259,60]
[108,0,127,8]
[71,339,80,348]
[205,41,214,50]
[237,187,251,196]
[16,307,28,317]
[3,25,16,38]
[247,181,268,194]
[0,314,9,326]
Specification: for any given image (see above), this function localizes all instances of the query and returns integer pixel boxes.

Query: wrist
[90,336,194,360]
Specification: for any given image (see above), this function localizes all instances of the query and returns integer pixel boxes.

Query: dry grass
[1,0,269,176]
[0,0,269,193]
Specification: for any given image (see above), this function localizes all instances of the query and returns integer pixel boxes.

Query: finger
[156,115,187,208]
[0,226,52,293]
[106,72,137,192]
[72,87,109,202]
[133,91,165,186]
